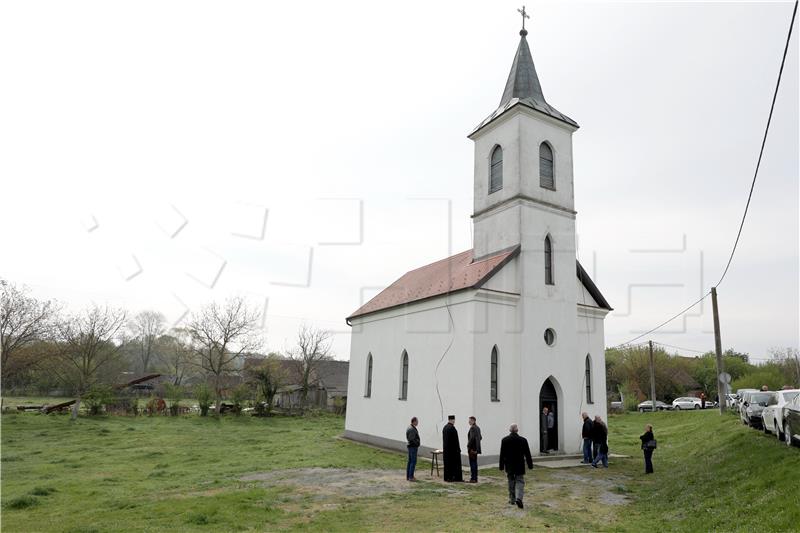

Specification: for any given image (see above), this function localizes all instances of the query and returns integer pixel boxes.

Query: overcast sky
[1,1,797,362]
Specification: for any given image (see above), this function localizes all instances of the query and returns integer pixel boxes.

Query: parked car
[672,397,703,410]
[724,393,738,409]
[762,389,800,440]
[781,394,800,447]
[637,400,672,412]
[740,391,775,428]
[734,388,758,413]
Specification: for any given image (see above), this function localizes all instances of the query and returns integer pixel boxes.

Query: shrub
[83,385,115,415]
[230,384,251,415]
[194,384,213,417]
[164,383,184,416]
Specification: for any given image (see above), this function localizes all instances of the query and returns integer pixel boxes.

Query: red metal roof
[347,245,521,321]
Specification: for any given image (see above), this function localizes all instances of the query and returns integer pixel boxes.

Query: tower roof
[470,28,578,137]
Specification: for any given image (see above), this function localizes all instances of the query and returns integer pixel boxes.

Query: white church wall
[470,290,522,459]
[472,113,522,216]
[345,294,478,456]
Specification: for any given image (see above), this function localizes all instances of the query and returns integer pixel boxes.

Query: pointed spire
[499,29,546,107]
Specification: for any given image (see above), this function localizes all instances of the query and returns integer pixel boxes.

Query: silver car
[672,397,703,410]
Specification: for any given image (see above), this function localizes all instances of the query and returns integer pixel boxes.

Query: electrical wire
[652,341,708,354]
[716,0,798,288]
[610,1,798,347]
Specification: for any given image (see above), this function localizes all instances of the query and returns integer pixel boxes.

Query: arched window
[490,346,499,401]
[544,235,554,285]
[365,353,373,398]
[489,145,503,193]
[399,350,409,400]
[585,354,593,404]
[539,142,554,189]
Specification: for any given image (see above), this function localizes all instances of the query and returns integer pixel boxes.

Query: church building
[344,18,612,464]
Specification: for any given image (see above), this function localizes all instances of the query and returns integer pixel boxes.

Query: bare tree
[1,279,58,387]
[54,305,127,419]
[156,327,196,385]
[128,310,166,374]
[185,297,263,414]
[288,324,333,407]
[769,347,800,387]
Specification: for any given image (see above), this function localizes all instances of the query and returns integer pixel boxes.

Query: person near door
[540,406,555,452]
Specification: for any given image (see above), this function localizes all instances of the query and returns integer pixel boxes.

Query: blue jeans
[582,438,593,463]
[592,451,608,467]
[506,473,525,503]
[469,455,478,481]
[406,446,418,479]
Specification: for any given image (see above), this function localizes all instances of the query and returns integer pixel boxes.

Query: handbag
[645,439,657,450]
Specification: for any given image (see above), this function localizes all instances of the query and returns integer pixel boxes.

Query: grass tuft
[30,486,57,496]
[5,495,39,510]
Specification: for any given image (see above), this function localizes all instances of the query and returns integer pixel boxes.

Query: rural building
[344,21,612,463]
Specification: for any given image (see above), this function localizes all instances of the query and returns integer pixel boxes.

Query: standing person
[591,416,608,468]
[499,423,534,509]
[406,417,420,481]
[591,415,605,461]
[580,413,593,464]
[639,424,655,474]
[540,407,554,453]
[442,415,463,482]
[700,392,706,409]
[467,416,482,483]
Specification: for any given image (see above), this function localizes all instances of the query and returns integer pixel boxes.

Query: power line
[716,0,798,287]
[612,1,798,346]
[652,341,707,354]
[612,291,710,348]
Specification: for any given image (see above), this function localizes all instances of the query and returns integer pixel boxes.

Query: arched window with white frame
[539,142,555,189]
[544,234,554,285]
[365,353,373,398]
[399,350,409,400]
[490,346,499,401]
[585,354,593,404]
[489,145,503,194]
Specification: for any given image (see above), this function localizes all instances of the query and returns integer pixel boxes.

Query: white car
[672,397,703,410]
[762,389,800,440]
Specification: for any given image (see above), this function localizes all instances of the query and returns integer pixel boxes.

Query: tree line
[606,344,800,409]
[1,279,334,417]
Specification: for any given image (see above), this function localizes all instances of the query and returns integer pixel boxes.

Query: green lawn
[1,408,798,532]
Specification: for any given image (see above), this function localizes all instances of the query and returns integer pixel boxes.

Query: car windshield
[750,393,772,403]
[782,391,799,402]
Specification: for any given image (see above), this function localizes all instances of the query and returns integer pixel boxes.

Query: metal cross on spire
[517,5,530,31]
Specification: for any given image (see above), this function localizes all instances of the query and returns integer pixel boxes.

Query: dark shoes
[468,479,477,483]
[516,499,524,509]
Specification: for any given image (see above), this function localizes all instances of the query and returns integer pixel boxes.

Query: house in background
[244,357,349,412]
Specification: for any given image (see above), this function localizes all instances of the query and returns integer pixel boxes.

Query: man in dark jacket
[467,416,482,483]
[581,412,593,464]
[442,415,463,482]
[591,415,608,468]
[499,423,533,509]
[406,416,420,481]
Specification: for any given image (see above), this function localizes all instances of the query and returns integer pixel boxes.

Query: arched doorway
[539,378,558,453]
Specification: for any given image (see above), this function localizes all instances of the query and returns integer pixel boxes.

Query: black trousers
[643,449,654,473]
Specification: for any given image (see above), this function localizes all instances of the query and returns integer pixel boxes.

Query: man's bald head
[509,423,519,433]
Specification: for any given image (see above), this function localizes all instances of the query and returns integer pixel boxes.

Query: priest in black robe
[442,415,463,482]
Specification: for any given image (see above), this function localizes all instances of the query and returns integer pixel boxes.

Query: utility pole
[711,287,726,414]
[648,340,657,413]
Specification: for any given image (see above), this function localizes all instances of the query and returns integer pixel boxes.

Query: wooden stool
[431,449,443,477]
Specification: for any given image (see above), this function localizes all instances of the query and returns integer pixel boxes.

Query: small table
[430,449,443,477]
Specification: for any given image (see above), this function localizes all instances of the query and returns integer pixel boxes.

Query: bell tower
[470,13,579,259]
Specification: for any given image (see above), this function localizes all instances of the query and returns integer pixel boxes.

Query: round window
[544,328,556,346]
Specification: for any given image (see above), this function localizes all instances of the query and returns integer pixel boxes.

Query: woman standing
[639,424,655,474]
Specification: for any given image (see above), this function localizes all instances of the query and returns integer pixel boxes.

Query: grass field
[1,406,798,532]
